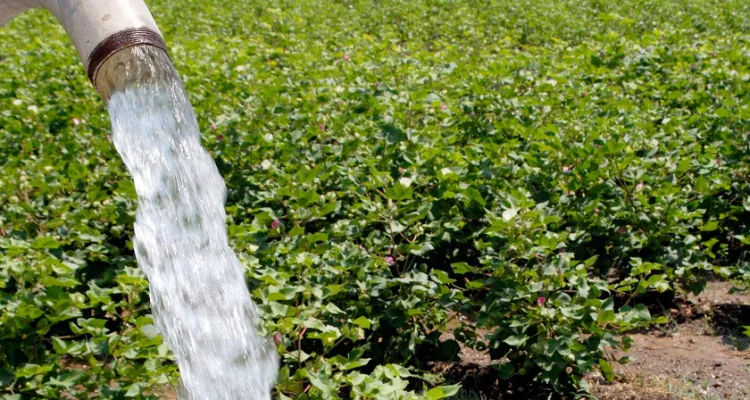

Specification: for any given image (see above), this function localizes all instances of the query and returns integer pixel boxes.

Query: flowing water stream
[104,46,278,399]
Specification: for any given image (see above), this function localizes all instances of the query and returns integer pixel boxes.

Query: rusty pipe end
[88,27,169,84]
[88,28,171,103]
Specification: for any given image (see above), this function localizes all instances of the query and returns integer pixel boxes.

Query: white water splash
[107,49,278,399]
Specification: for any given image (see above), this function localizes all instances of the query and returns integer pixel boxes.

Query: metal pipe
[0,0,168,99]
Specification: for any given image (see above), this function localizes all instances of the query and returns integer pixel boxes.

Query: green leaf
[633,304,652,321]
[503,335,528,346]
[344,358,371,370]
[409,241,434,256]
[502,208,518,221]
[583,255,599,267]
[676,159,690,173]
[463,186,486,206]
[597,310,616,324]
[432,270,455,284]
[0,369,14,386]
[389,220,408,234]
[352,316,371,329]
[305,232,329,244]
[386,183,413,200]
[297,165,318,184]
[599,359,614,382]
[325,303,345,314]
[141,324,160,339]
[288,225,305,237]
[700,221,719,232]
[426,384,461,399]
[496,362,514,379]
[318,201,339,217]
[308,371,336,395]
[451,262,472,274]
[267,292,288,301]
[15,364,53,378]
[647,274,670,292]
[382,124,407,144]
[32,236,60,249]
[124,383,144,397]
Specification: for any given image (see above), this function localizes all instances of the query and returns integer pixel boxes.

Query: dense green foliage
[1,0,749,398]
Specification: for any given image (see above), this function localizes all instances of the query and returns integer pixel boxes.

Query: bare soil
[594,318,750,400]
[592,282,750,400]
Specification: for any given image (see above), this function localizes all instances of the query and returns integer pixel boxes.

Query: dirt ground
[690,281,750,306]
[592,282,750,400]
[593,318,750,400]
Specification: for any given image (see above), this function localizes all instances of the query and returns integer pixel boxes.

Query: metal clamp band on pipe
[87,28,169,85]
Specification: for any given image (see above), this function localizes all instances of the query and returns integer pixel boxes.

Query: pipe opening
[87,27,169,85]
[93,44,178,103]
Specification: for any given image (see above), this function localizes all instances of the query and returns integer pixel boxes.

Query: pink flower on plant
[72,118,80,126]
[537,297,546,306]
[271,220,281,229]
[216,134,223,142]
[617,227,627,234]
[320,123,326,131]
[636,183,644,190]
[273,333,283,345]
[343,54,351,61]
[440,103,448,111]
[562,166,571,173]
[385,256,396,265]
[210,124,216,131]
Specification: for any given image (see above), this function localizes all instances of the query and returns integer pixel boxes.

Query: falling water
[104,46,278,399]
